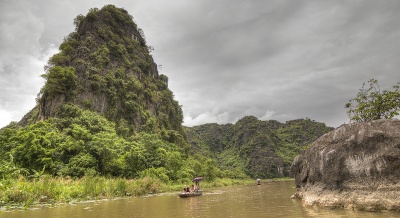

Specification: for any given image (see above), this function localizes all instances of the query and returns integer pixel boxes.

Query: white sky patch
[0,109,14,128]
[183,111,230,127]
[259,110,276,121]
[0,44,58,128]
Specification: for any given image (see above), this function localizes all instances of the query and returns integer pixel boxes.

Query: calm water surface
[1,181,398,218]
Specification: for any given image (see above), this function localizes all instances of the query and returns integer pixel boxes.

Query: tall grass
[0,176,258,209]
[0,176,162,208]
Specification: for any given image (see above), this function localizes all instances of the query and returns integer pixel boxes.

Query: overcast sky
[1,0,400,128]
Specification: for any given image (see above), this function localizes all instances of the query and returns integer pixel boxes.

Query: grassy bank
[0,176,260,210]
[0,176,162,209]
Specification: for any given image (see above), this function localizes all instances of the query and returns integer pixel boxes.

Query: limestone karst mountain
[0,5,190,178]
[20,5,184,140]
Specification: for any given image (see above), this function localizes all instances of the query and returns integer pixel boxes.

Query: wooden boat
[178,190,203,198]
[179,177,204,198]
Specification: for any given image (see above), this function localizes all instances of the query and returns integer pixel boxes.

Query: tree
[345,79,400,122]
[73,14,85,31]
[41,66,78,99]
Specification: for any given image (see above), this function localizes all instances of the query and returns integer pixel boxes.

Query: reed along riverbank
[0,176,259,210]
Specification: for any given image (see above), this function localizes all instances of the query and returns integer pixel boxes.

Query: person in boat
[190,185,195,193]
[183,185,189,193]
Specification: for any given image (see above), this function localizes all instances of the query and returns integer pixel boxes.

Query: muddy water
[1,181,397,218]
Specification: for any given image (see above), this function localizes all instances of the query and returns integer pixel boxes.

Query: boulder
[291,119,400,211]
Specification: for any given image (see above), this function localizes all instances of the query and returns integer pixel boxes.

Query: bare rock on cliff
[291,119,400,211]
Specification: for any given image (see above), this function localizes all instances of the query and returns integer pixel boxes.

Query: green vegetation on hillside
[0,105,226,181]
[185,116,333,179]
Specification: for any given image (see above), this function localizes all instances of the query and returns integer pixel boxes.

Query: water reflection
[1,181,399,218]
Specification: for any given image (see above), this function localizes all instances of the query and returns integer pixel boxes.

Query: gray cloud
[0,1,48,126]
[1,0,400,128]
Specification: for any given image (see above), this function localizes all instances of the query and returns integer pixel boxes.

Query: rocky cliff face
[291,119,400,211]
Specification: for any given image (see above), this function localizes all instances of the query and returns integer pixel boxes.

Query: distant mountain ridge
[185,116,333,179]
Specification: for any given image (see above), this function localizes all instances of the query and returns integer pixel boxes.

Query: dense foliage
[185,116,333,179]
[0,105,225,181]
[345,79,400,122]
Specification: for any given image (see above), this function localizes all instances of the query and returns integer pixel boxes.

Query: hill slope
[185,116,333,179]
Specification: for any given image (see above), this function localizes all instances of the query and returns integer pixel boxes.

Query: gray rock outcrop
[291,119,400,211]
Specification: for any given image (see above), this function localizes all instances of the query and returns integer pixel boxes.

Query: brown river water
[1,180,398,218]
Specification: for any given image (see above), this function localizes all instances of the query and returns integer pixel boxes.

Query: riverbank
[292,187,400,212]
[0,176,263,210]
